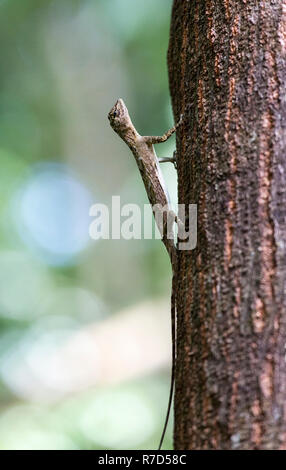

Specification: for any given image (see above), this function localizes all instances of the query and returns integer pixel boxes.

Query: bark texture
[168,0,286,450]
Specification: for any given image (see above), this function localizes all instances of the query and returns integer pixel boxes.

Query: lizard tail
[158,272,176,450]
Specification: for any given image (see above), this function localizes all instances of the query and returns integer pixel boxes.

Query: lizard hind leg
[158,151,177,169]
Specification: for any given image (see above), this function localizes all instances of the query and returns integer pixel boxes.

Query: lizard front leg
[143,115,183,144]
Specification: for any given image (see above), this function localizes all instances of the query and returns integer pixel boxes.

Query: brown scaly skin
[108,98,179,260]
[108,98,182,449]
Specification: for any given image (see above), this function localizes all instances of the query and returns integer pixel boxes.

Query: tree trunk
[168,0,286,450]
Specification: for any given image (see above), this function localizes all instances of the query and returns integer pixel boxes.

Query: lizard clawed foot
[177,113,184,127]
[158,151,177,169]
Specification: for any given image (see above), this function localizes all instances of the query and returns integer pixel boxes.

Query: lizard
[108,98,182,450]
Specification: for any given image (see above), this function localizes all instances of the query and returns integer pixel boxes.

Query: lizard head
[108,99,132,136]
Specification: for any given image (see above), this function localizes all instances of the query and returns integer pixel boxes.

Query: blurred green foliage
[0,0,175,450]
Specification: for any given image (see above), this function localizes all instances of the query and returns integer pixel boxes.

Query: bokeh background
[0,0,177,450]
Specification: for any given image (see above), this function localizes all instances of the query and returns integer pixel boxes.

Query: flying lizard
[108,99,182,450]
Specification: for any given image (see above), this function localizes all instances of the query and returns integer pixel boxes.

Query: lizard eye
[113,110,118,118]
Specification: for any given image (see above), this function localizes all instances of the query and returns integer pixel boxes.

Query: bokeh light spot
[15,162,94,266]
[0,250,54,320]
[79,388,155,449]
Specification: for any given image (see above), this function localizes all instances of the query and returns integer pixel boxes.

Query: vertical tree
[168,0,286,449]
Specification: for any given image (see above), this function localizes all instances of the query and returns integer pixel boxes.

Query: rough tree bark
[168,0,286,450]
